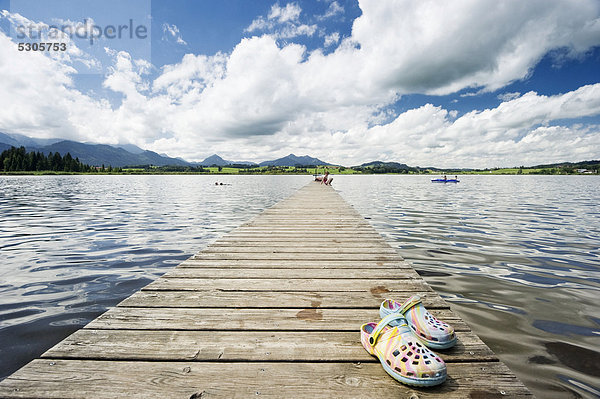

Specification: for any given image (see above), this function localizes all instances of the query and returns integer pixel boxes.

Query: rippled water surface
[334,175,600,399]
[0,175,308,379]
[1,175,599,398]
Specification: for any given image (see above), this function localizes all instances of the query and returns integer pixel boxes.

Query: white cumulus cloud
[317,1,344,20]
[268,3,301,23]
[245,2,317,39]
[162,23,187,45]
[498,92,522,102]
[323,32,340,47]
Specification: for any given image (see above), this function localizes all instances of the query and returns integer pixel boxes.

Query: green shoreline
[3,147,597,175]
[1,168,598,176]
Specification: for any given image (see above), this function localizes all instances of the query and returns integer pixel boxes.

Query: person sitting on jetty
[321,171,333,185]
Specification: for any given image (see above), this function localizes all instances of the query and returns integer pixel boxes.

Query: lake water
[1,175,599,398]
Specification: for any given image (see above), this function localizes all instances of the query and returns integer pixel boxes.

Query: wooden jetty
[0,182,533,398]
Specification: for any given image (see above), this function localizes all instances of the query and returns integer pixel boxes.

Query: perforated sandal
[380,295,457,349]
[360,313,447,387]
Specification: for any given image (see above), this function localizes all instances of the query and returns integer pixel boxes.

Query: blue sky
[0,0,599,167]
[150,1,361,61]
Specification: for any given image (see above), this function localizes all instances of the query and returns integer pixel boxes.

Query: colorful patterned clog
[360,313,447,387]
[379,295,457,349]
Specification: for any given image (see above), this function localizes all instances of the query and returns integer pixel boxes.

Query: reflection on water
[545,342,600,377]
[0,175,307,379]
[1,174,599,398]
[334,175,600,399]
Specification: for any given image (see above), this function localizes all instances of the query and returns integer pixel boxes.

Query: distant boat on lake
[431,177,460,183]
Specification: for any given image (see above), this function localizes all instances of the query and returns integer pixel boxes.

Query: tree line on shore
[0,146,121,173]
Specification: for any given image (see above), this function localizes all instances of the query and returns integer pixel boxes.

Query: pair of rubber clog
[360,295,456,387]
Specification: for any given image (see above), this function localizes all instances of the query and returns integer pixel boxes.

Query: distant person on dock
[442,175,447,181]
[321,171,333,185]
[314,168,323,182]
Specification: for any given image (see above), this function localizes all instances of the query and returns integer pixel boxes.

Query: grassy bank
[2,165,598,176]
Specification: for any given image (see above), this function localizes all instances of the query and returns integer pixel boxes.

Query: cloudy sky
[0,0,599,167]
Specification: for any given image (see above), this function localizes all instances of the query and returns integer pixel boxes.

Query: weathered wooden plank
[263,216,357,220]
[211,239,389,245]
[244,218,371,222]
[0,360,533,398]
[222,234,386,241]
[217,240,389,247]
[118,290,449,308]
[201,246,398,254]
[143,278,428,291]
[243,223,370,226]
[228,232,383,238]
[247,210,362,214]
[246,219,367,223]
[259,215,362,219]
[42,330,496,363]
[85,308,469,331]
[235,222,375,228]
[263,204,352,208]
[244,223,374,228]
[202,245,397,256]
[162,267,421,279]
[191,253,404,261]
[225,230,382,235]
[178,259,410,269]
[232,227,378,232]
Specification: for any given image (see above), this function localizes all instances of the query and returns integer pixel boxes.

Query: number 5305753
[17,42,67,51]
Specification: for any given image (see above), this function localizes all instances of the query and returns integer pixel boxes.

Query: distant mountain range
[0,132,63,148]
[359,160,412,169]
[0,133,187,167]
[0,133,334,167]
[40,141,189,167]
[197,153,331,167]
[198,154,257,166]
[0,142,12,152]
[258,154,330,167]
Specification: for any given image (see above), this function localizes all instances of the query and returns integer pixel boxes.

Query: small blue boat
[431,178,459,183]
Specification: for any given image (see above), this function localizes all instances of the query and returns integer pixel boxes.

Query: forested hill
[0,146,116,172]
